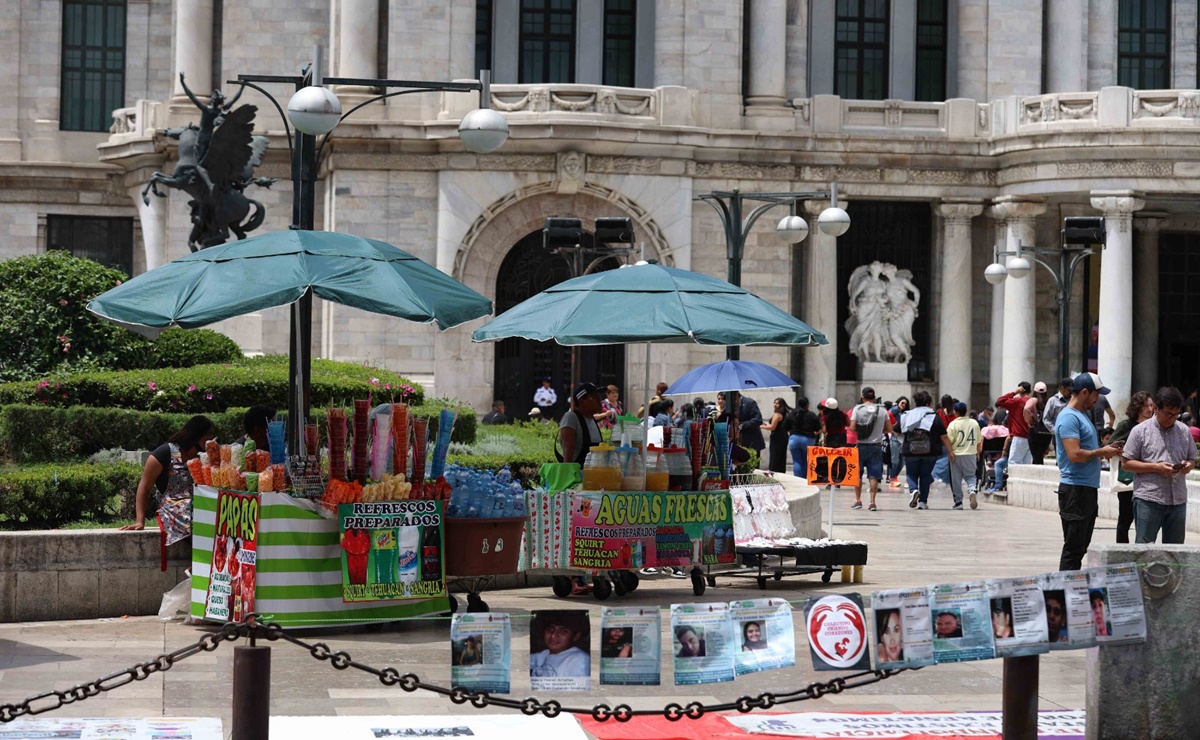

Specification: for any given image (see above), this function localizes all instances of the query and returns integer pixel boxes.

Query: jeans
[932,449,950,484]
[859,444,885,481]
[788,434,814,478]
[1116,490,1134,544]
[993,456,1009,490]
[1134,498,1188,544]
[1058,484,1098,571]
[1009,436,1033,465]
[906,456,938,503]
[948,455,978,505]
[888,438,902,478]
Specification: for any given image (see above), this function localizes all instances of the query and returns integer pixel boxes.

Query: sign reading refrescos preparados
[570,491,736,569]
[338,500,445,602]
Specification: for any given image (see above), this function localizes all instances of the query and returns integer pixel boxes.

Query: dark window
[475,0,493,76]
[1118,0,1171,89]
[60,0,127,132]
[603,0,636,87]
[46,215,135,278]
[1157,232,1200,390]
[834,0,889,100]
[519,0,576,84]
[835,202,933,381]
[914,0,946,101]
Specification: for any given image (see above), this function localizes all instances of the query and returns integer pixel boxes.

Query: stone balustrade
[108,100,162,139]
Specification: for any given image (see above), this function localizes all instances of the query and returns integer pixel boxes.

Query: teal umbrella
[88,230,491,336]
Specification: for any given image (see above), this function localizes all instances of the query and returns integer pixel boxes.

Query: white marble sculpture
[845,261,921,364]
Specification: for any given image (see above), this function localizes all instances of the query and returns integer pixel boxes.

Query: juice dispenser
[645,445,670,491]
[662,446,693,490]
[616,444,646,491]
[582,444,620,491]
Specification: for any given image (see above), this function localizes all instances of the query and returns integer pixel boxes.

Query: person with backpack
[901,391,951,510]
[850,387,892,511]
[557,383,604,466]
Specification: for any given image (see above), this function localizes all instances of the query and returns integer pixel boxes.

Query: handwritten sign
[806,446,860,487]
[205,489,259,623]
[570,491,736,569]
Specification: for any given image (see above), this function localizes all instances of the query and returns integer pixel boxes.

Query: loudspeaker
[543,218,585,250]
[1063,216,1106,245]
[594,216,634,245]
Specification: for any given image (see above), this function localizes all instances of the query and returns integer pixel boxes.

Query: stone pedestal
[858,362,911,403]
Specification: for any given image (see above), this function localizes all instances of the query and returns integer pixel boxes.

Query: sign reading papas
[338,500,445,603]
[806,446,861,487]
[570,491,735,569]
[205,489,260,623]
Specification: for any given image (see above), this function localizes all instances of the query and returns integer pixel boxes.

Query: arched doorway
[493,230,625,421]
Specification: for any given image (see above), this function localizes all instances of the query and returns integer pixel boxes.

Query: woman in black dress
[761,397,792,473]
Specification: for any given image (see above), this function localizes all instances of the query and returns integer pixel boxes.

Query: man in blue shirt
[1054,373,1124,570]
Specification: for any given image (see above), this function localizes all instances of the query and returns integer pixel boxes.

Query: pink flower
[62,343,70,353]
[37,380,49,388]
[58,299,68,307]
[188,385,196,392]
[115,280,122,286]
[58,335,68,343]
[147,381,157,391]
[370,377,380,386]
[385,383,391,391]
[206,393,213,400]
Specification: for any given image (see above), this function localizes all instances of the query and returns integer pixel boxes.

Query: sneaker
[669,568,688,579]
[952,503,964,510]
[909,490,919,508]
[868,503,877,511]
[639,568,658,576]
[969,492,978,510]
[851,501,863,510]
[917,502,928,510]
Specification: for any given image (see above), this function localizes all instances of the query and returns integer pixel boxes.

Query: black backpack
[902,410,934,456]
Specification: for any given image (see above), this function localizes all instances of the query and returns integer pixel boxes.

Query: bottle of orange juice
[582,444,620,491]
[645,445,670,491]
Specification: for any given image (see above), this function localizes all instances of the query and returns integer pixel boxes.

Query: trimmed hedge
[0,355,423,413]
[446,422,558,486]
[149,328,244,368]
[0,401,477,463]
[0,462,142,530]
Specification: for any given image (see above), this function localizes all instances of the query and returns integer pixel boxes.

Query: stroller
[979,436,1007,491]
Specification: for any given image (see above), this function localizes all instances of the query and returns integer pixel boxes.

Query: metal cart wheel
[622,571,640,593]
[466,592,490,613]
[551,576,573,598]
[757,576,768,590]
[706,575,717,588]
[593,576,613,600]
[447,595,460,614]
[822,567,834,583]
[612,573,628,597]
[774,572,783,581]
[691,569,706,596]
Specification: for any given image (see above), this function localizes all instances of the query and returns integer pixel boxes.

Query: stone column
[336,0,380,104]
[171,0,214,106]
[131,183,169,273]
[989,197,1046,393]
[1091,191,1145,412]
[937,200,984,402]
[745,0,788,113]
[1045,0,1087,92]
[802,200,839,403]
[1132,215,1164,393]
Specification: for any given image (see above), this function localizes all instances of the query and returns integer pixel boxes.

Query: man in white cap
[1054,373,1125,570]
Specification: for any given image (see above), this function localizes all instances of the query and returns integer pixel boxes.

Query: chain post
[232,643,271,740]
[1002,654,1039,739]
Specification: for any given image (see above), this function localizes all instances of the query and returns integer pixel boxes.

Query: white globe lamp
[287,86,343,136]
[817,206,851,237]
[1006,256,1032,279]
[458,108,510,154]
[776,215,810,244]
[984,262,1009,285]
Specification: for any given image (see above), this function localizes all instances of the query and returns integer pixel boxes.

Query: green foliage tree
[149,327,244,368]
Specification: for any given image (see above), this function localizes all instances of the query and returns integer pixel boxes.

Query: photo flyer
[930,582,995,664]
[730,598,796,675]
[985,576,1050,658]
[1085,564,1147,646]
[338,500,445,603]
[599,606,661,686]
[671,602,735,685]
[570,491,736,569]
[1042,570,1097,650]
[529,610,591,692]
[871,588,934,670]
[803,593,871,672]
[451,613,511,694]
[204,489,259,623]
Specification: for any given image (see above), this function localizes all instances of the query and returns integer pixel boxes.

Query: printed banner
[0,717,225,739]
[985,576,1049,658]
[930,582,996,664]
[569,491,736,569]
[731,598,796,675]
[804,593,871,672]
[205,489,259,623]
[1043,570,1097,650]
[338,501,445,603]
[672,602,735,685]
[871,588,935,670]
[722,710,1086,738]
[1086,564,1147,646]
[600,606,662,686]
[806,446,861,487]
[530,610,591,692]
[451,612,511,694]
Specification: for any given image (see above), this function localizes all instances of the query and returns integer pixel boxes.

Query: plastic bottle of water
[496,466,512,486]
[490,486,508,517]
[508,482,526,518]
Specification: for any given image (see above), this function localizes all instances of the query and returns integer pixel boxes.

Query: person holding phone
[1120,386,1197,545]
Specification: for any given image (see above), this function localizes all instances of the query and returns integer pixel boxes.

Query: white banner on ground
[985,576,1050,658]
[1085,563,1147,645]
[870,588,934,670]
[1042,570,1097,650]
[0,718,223,739]
[723,709,1086,738]
[270,714,589,740]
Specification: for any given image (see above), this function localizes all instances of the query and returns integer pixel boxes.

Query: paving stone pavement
[0,482,1109,730]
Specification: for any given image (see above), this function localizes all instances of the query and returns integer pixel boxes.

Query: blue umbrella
[665,360,799,396]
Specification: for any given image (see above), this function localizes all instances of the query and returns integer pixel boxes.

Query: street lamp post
[230,47,509,452]
[696,186,849,361]
[984,217,1106,381]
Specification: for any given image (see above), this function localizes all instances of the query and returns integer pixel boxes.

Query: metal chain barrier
[1,615,913,724]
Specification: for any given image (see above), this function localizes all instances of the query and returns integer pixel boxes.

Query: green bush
[0,251,152,382]
[445,422,558,486]
[0,461,142,530]
[149,328,244,368]
[0,355,423,412]
[411,398,478,445]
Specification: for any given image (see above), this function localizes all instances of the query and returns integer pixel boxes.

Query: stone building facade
[4,0,1199,416]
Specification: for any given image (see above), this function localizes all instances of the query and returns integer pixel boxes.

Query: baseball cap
[1033,381,1047,393]
[573,382,602,401]
[953,401,968,414]
[1072,372,1110,395]
[861,386,876,400]
[824,397,839,410]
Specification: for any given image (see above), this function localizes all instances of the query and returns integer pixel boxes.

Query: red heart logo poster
[804,594,871,671]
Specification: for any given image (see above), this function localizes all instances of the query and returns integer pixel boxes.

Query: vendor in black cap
[558,382,604,466]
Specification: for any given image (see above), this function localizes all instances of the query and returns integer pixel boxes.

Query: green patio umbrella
[88,230,492,453]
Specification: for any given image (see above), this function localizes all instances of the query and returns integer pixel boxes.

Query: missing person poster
[985,576,1049,658]
[451,613,511,694]
[871,588,934,670]
[599,606,661,686]
[338,500,445,603]
[529,610,591,691]
[205,489,259,623]
[570,491,736,569]
[671,602,735,685]
[730,598,796,675]
[930,582,995,664]
[1042,570,1097,650]
[1085,564,1147,646]
[803,593,871,672]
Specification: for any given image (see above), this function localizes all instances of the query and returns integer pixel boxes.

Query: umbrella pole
[642,342,651,479]
[289,290,312,457]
